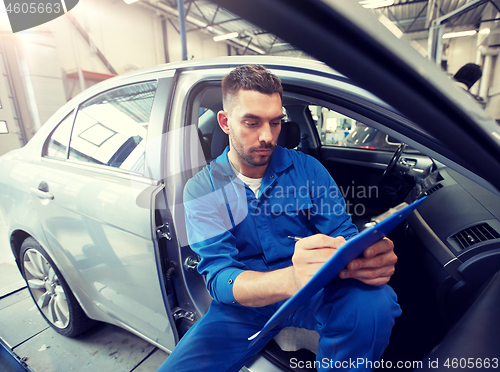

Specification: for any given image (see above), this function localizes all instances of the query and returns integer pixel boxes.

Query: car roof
[117,55,339,79]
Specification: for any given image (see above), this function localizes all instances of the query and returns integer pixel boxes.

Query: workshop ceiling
[140,0,297,55]
[139,0,500,55]
[372,0,498,34]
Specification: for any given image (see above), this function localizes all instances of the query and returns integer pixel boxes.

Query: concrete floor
[0,214,169,371]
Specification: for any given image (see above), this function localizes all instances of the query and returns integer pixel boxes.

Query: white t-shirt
[230,163,262,198]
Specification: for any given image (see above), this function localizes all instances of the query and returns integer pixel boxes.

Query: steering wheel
[378,143,407,188]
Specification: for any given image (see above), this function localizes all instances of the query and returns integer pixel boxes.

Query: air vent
[425,183,443,195]
[451,223,500,250]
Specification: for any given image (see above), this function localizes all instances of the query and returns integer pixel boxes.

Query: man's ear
[217,110,230,135]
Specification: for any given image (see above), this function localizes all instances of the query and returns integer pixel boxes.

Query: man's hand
[233,235,396,307]
[233,234,346,307]
[291,234,346,292]
[339,237,397,286]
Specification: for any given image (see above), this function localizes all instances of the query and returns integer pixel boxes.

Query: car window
[68,81,157,174]
[309,105,403,151]
[44,111,74,159]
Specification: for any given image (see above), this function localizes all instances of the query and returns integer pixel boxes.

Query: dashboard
[406,167,500,319]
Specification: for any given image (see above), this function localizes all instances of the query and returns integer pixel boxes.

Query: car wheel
[20,237,96,337]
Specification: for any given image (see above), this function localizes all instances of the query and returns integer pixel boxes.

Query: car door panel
[319,146,393,212]
[320,147,392,185]
[29,148,176,348]
[27,76,178,351]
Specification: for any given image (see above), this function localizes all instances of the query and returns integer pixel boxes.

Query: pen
[287,236,303,242]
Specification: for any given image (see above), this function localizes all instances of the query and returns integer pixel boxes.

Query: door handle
[30,188,54,200]
[30,181,54,200]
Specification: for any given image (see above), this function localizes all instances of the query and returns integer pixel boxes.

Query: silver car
[2,1,500,370]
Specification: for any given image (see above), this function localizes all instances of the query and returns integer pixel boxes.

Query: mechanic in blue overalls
[159,65,401,372]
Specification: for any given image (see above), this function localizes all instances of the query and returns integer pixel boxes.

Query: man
[159,65,401,371]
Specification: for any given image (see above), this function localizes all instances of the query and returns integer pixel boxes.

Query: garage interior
[1,0,500,371]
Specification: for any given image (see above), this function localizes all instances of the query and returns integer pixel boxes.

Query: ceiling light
[442,30,477,39]
[410,40,428,57]
[378,14,403,38]
[213,32,239,42]
[360,0,394,9]
[124,0,140,4]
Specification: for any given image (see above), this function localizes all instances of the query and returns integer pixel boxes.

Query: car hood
[213,0,500,193]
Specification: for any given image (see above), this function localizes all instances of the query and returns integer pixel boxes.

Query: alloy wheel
[23,248,70,329]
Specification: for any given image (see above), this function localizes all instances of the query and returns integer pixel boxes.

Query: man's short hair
[222,65,283,111]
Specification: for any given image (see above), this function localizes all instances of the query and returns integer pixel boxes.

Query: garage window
[68,81,157,174]
[0,121,8,134]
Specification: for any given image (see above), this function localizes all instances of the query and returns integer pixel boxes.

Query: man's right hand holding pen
[232,234,396,307]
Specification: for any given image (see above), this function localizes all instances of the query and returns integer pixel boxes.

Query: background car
[1,0,500,371]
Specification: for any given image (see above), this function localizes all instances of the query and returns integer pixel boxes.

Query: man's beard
[231,139,276,168]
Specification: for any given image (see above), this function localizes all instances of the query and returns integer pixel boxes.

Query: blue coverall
[159,146,401,371]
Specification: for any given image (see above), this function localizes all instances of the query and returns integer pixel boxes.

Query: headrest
[211,124,229,159]
[198,128,211,161]
[277,121,301,149]
[454,63,482,90]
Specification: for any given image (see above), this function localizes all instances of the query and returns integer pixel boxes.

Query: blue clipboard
[248,196,427,347]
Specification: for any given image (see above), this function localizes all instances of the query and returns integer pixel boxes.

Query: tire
[20,237,96,337]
